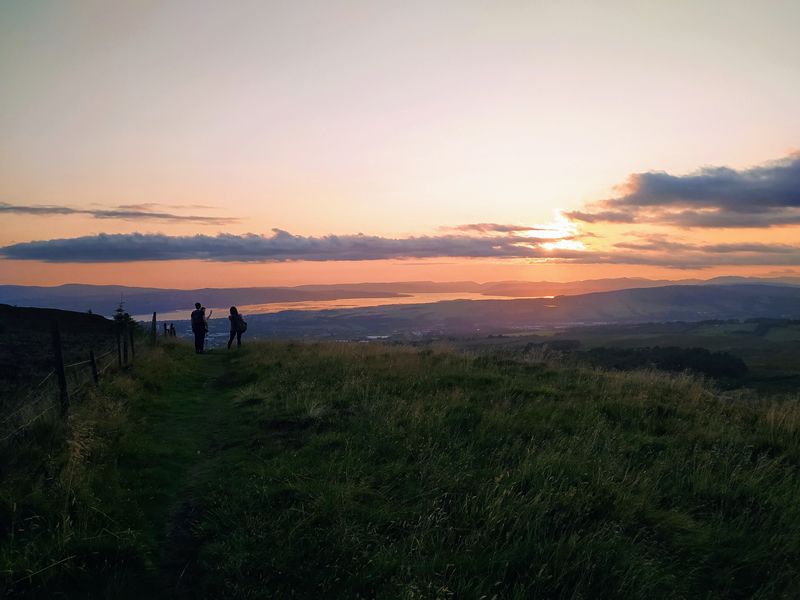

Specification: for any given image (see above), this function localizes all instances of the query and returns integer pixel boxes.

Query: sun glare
[541,239,586,251]
[522,211,580,240]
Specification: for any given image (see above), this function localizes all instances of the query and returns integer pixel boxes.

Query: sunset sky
[1,0,799,288]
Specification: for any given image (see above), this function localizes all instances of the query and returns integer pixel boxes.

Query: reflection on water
[137,292,552,322]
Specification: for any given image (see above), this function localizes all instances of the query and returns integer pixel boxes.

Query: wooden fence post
[151,312,157,345]
[116,325,122,367]
[123,322,129,365]
[129,324,136,362]
[89,349,99,384]
[51,321,69,416]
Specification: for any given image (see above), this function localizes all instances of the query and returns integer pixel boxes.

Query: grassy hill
[458,319,800,393]
[3,340,800,598]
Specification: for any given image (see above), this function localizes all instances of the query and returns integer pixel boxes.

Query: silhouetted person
[169,323,176,337]
[191,302,206,353]
[227,306,247,349]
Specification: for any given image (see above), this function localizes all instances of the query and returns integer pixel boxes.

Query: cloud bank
[3,229,800,269]
[0,230,553,263]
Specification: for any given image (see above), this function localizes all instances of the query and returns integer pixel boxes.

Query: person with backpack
[190,302,207,353]
[227,306,247,349]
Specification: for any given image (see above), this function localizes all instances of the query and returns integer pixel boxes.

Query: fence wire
[1,338,132,445]
[1,370,57,425]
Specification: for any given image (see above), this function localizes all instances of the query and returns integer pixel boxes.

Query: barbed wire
[0,399,57,443]
[64,359,92,369]
[0,344,128,443]
[1,371,57,425]
[1,332,161,442]
[33,370,56,389]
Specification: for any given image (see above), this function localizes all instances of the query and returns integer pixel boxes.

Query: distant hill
[3,276,799,317]
[0,284,406,316]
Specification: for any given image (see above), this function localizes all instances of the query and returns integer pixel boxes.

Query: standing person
[202,307,212,346]
[190,302,206,353]
[227,306,247,349]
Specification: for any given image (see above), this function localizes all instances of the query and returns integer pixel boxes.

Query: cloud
[4,229,800,269]
[658,209,800,228]
[613,238,691,252]
[566,153,800,228]
[614,236,800,255]
[0,230,556,263]
[563,210,635,224]
[447,223,547,233]
[116,203,219,211]
[0,202,237,224]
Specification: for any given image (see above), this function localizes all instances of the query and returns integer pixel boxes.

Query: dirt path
[112,349,248,597]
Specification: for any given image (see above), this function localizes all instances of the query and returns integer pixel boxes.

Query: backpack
[237,315,248,332]
[191,309,205,331]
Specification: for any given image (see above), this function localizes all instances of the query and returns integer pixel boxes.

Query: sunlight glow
[541,239,586,251]
[522,211,580,240]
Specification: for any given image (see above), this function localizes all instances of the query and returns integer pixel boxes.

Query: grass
[459,320,800,394]
[3,340,800,597]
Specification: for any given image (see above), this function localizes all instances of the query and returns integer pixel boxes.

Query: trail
[112,348,251,598]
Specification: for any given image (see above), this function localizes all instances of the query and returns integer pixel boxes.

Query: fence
[1,312,163,444]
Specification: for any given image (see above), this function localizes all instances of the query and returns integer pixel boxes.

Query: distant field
[3,339,800,597]
[458,320,800,393]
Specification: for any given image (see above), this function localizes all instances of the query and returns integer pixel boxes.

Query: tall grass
[0,342,188,596]
[188,342,800,598]
[3,340,800,597]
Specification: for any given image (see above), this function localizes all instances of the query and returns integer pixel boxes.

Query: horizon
[4,272,800,293]
[2,1,800,288]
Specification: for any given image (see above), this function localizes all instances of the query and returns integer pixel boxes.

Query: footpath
[110,348,252,597]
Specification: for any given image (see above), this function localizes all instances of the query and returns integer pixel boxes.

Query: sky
[1,0,800,288]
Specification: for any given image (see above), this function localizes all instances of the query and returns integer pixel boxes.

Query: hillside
[0,304,116,396]
[4,277,799,318]
[3,340,800,598]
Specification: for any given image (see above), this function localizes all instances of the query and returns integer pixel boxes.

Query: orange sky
[2,256,798,290]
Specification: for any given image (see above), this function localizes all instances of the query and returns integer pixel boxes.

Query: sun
[521,211,584,251]
[541,239,586,251]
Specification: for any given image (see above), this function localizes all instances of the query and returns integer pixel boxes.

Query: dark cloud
[659,209,800,228]
[0,230,555,263]
[4,229,800,269]
[564,210,636,224]
[0,202,237,224]
[566,153,800,228]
